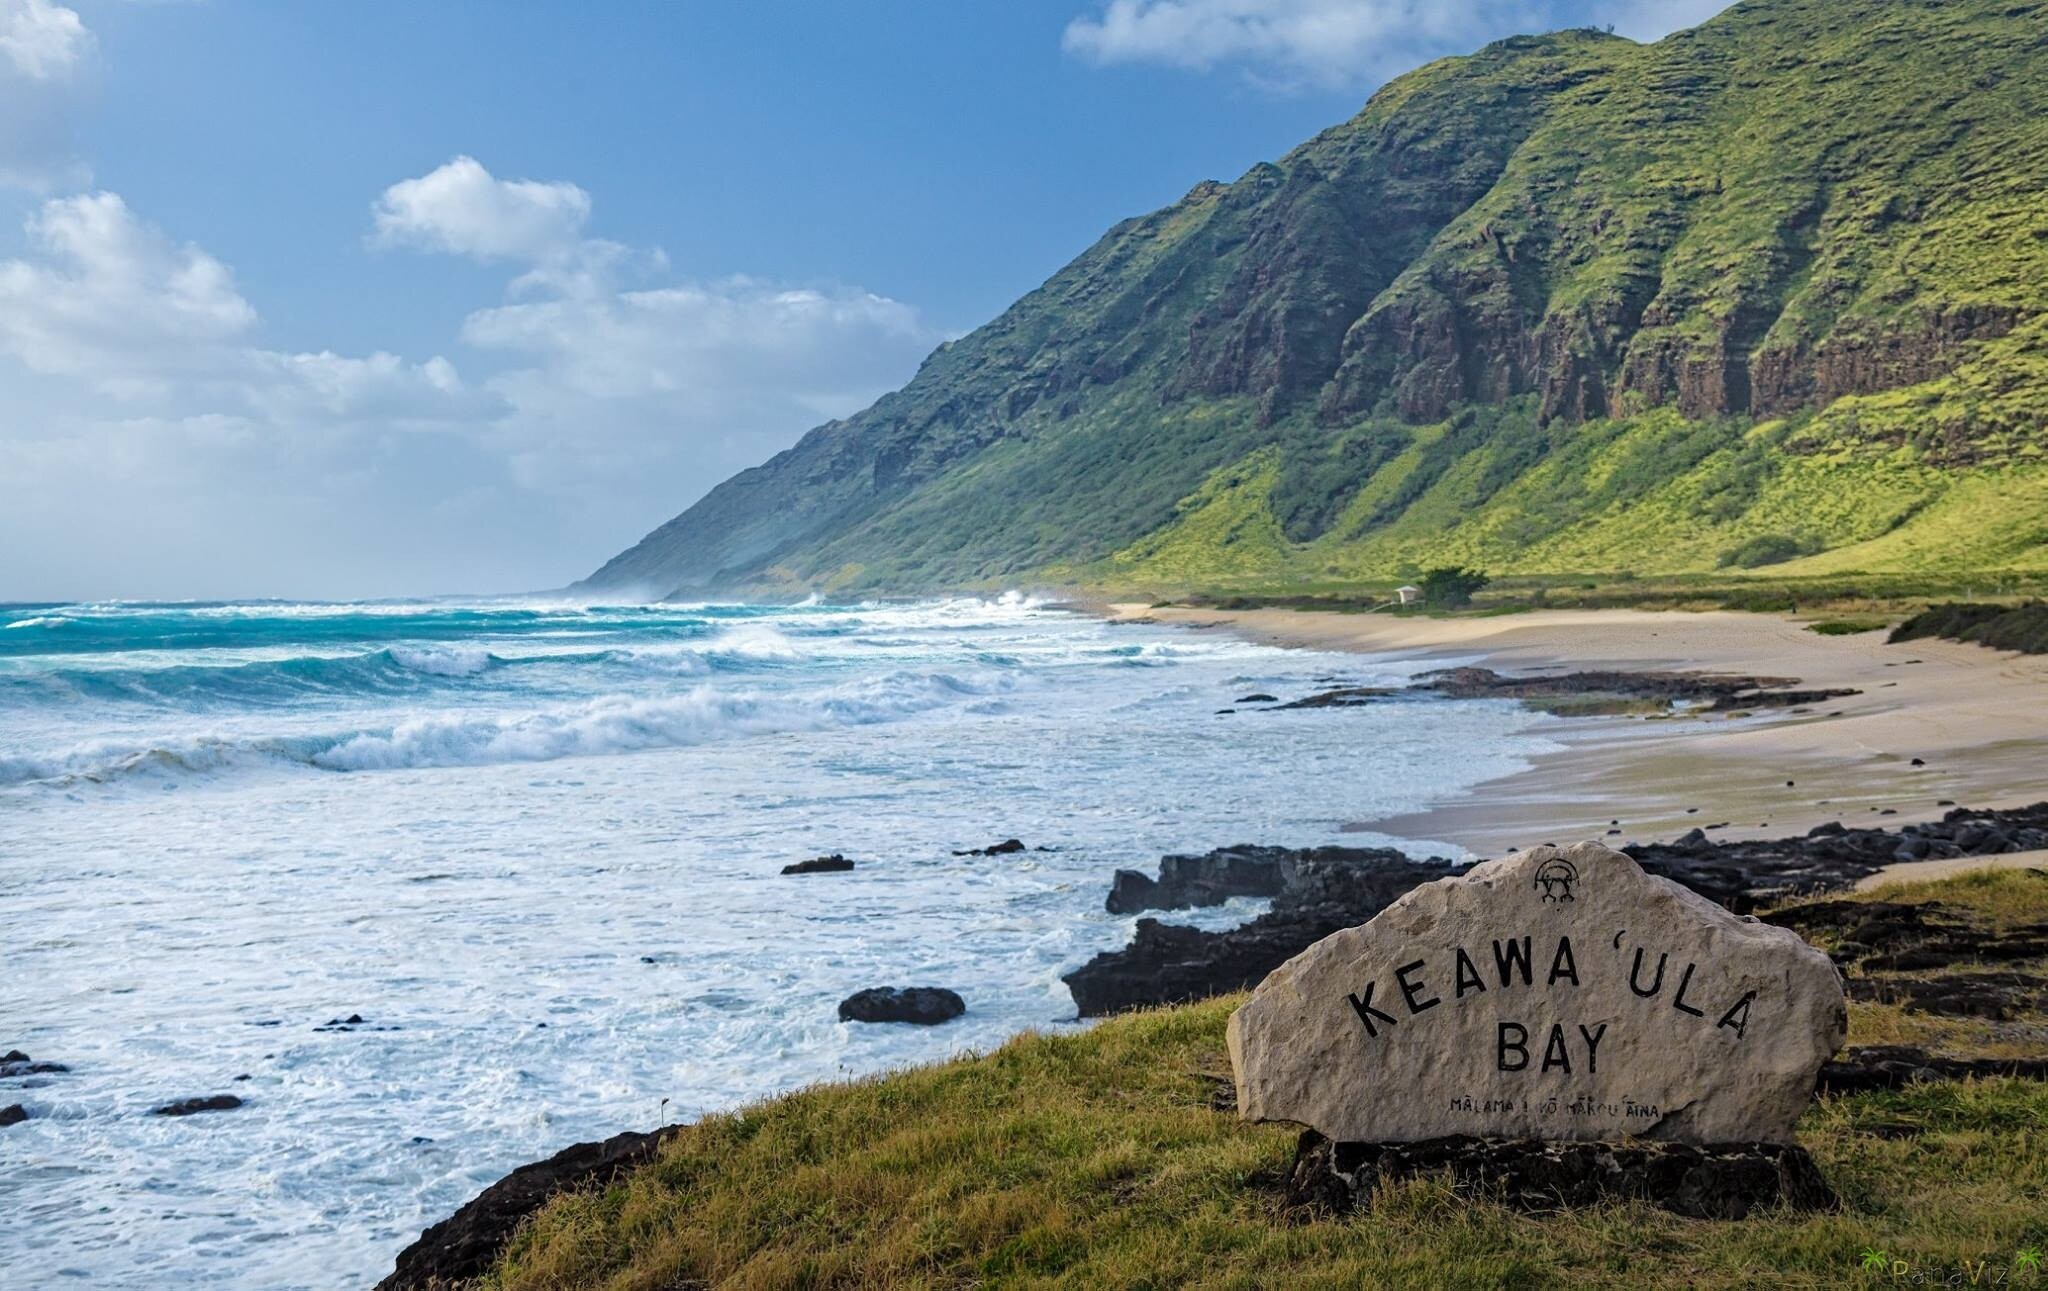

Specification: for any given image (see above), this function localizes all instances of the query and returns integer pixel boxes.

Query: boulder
[1228,842,1847,1144]
[837,987,965,1025]
[1284,1130,1836,1220]
[0,1104,25,1127]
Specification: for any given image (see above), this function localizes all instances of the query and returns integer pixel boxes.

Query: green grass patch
[485,871,2048,1290]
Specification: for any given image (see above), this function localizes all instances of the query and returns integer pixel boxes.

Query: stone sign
[1227,842,1846,1144]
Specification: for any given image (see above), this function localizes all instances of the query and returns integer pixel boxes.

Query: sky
[0,0,1728,600]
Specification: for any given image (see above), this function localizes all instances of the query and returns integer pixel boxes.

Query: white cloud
[0,191,492,420]
[0,192,255,386]
[371,155,593,261]
[0,0,93,189]
[0,164,940,598]
[1062,0,1728,88]
[368,157,943,552]
[1063,0,1539,87]
[0,0,90,81]
[462,276,932,406]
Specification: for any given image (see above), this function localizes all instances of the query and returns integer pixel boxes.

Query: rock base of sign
[1283,1130,1837,1221]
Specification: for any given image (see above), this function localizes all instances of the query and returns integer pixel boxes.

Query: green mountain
[587,0,2048,598]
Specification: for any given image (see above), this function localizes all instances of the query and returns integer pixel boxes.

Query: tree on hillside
[1420,566,1490,608]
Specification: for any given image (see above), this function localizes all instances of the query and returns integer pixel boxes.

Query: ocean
[0,595,1559,1287]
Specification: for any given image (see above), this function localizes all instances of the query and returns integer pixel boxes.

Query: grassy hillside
[587,0,2048,598]
[478,868,2048,1289]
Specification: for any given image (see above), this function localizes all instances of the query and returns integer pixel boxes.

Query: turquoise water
[0,595,1557,1287]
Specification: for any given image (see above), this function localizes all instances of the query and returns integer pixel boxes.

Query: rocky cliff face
[588,0,2048,596]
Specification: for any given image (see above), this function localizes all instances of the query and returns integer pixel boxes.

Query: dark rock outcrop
[1069,806,2048,1016]
[1066,848,1463,1016]
[0,1104,25,1127]
[1816,1046,2048,1095]
[1105,845,1301,915]
[0,1050,67,1077]
[1627,802,2048,913]
[152,1095,243,1117]
[837,987,966,1025]
[1760,895,2048,973]
[954,839,1027,857]
[1846,971,2048,1021]
[782,854,855,875]
[1283,1130,1836,1220]
[1273,687,1395,710]
[378,1126,682,1291]
[1412,666,1859,714]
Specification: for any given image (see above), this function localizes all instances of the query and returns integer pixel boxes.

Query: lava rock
[379,1126,682,1290]
[1283,1131,1837,1220]
[1816,1046,2048,1094]
[837,987,966,1025]
[1625,802,2048,913]
[152,1095,243,1117]
[953,839,1026,856]
[0,1051,67,1077]
[1274,687,1395,710]
[1846,971,2048,1021]
[1411,666,1858,713]
[1066,805,2048,1017]
[1762,897,2048,972]
[0,1104,25,1127]
[782,854,855,875]
[1105,845,1299,915]
[1236,693,1278,703]
[1065,849,1464,1016]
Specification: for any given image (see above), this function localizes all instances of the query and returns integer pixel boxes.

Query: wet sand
[1109,605,2048,858]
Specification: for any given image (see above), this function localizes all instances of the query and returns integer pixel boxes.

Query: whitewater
[0,595,1560,1287]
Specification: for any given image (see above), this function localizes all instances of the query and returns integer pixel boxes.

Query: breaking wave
[0,670,1001,789]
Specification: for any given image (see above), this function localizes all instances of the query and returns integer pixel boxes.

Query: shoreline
[1109,604,2048,858]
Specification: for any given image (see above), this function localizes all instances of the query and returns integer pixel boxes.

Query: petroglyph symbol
[1533,857,1579,903]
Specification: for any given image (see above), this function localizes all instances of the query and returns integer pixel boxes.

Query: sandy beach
[1111,605,2048,858]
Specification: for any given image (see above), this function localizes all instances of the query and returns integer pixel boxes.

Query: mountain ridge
[587,0,2048,598]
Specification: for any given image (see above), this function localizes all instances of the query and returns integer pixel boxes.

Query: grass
[482,871,2048,1290]
[1124,571,2048,623]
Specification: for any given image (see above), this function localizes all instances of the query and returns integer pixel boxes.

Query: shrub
[1890,602,2048,653]
[1419,565,1490,608]
[1717,533,1816,569]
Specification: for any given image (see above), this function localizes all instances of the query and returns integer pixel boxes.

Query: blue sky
[1,0,1724,599]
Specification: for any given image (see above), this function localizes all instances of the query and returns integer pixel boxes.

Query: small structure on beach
[1395,585,1422,605]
